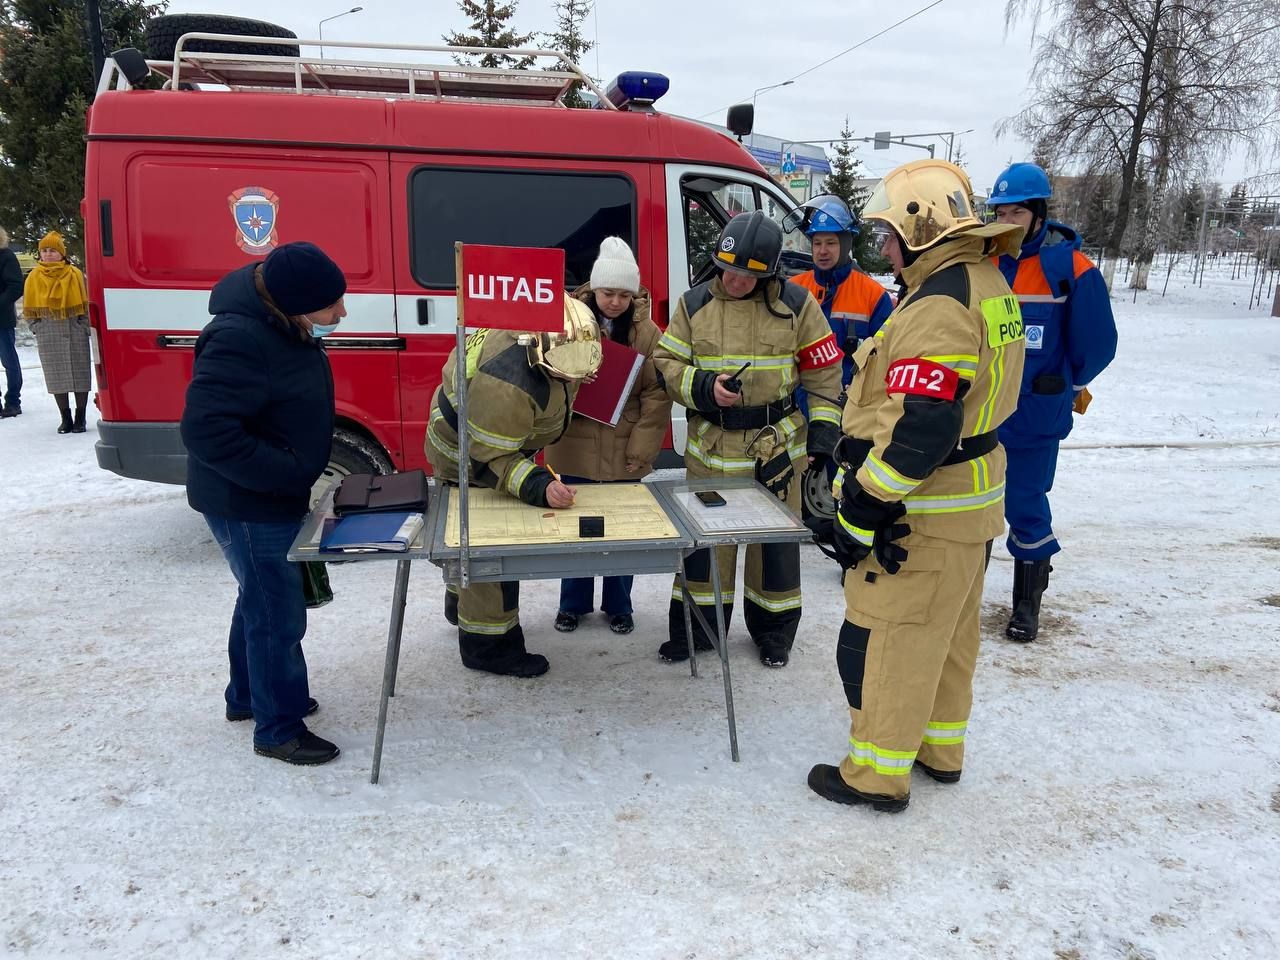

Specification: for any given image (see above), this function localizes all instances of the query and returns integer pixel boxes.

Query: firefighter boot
[1007,559,1052,642]
[459,626,549,678]
[807,763,909,813]
[444,589,458,626]
[756,634,791,668]
[659,598,722,662]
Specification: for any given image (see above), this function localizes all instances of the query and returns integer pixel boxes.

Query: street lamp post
[749,80,794,150]
[319,6,364,58]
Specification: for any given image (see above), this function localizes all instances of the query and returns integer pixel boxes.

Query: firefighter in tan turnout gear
[806,159,1027,812]
[425,296,602,677]
[652,211,843,668]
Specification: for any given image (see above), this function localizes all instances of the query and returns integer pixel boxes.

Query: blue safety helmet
[988,163,1052,207]
[782,194,860,238]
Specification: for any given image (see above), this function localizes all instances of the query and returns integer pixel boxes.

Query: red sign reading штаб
[457,243,566,333]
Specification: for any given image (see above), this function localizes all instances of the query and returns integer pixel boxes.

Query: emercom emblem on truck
[228,186,280,253]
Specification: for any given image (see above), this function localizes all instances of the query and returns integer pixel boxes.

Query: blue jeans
[205,514,310,747]
[557,475,634,616]
[0,326,20,409]
[560,573,635,617]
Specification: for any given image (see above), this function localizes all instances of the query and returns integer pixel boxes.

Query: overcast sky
[163,0,1253,195]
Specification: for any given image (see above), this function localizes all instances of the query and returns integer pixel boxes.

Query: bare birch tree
[1001,0,1280,287]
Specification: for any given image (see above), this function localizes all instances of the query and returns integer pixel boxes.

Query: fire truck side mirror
[726,104,754,142]
[111,48,151,88]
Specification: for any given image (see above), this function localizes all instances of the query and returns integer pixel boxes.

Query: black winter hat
[262,242,347,316]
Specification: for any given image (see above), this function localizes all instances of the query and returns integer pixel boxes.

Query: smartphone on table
[695,490,727,507]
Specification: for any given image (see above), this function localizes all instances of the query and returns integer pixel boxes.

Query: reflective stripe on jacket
[993,221,1117,448]
[840,234,1027,542]
[425,327,577,507]
[790,267,894,384]
[652,275,843,474]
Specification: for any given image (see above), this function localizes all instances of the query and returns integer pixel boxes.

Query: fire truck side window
[409,169,635,289]
[680,176,760,288]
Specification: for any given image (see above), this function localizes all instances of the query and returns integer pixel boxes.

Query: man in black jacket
[181,242,345,766]
[0,228,25,418]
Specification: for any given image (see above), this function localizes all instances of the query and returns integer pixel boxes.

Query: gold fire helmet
[528,295,603,380]
[863,158,1024,255]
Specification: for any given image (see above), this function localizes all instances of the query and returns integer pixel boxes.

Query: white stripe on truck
[102,288,402,334]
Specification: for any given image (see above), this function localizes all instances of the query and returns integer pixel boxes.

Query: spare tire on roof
[144,14,300,61]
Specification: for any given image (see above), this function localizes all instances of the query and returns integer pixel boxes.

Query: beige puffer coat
[544,284,672,481]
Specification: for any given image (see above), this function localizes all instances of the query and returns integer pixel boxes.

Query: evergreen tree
[0,0,163,259]
[1176,181,1205,252]
[544,0,593,108]
[1225,181,1247,214]
[1030,138,1060,219]
[444,0,535,70]
[1079,173,1114,247]
[821,118,884,271]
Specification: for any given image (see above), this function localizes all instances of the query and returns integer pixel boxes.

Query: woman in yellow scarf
[23,231,91,433]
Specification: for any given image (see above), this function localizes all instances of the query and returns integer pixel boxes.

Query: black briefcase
[332,470,430,516]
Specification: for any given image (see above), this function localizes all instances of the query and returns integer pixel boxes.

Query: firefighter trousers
[837,532,987,800]
[445,581,526,665]
[668,452,805,650]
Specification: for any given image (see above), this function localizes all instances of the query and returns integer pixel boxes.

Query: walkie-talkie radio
[723,361,751,395]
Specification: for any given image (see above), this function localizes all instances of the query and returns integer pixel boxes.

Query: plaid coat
[30,315,91,393]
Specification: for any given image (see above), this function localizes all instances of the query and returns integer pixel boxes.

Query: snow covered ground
[2,264,1278,959]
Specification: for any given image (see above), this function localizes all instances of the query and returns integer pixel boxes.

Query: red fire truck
[87,19,809,497]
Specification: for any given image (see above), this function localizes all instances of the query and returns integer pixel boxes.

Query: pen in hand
[545,464,577,509]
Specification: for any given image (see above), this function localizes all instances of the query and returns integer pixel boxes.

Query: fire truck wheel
[800,464,836,528]
[311,428,395,505]
[144,14,300,62]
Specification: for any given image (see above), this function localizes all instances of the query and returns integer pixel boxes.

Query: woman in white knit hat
[545,237,672,635]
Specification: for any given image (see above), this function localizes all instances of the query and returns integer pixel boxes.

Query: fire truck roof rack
[100,34,615,109]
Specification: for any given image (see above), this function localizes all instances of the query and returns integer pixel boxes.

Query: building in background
[696,122,832,201]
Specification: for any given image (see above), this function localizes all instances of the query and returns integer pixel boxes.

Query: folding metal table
[289,476,812,782]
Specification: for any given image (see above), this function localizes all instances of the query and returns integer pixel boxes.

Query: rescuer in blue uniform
[988,163,1118,642]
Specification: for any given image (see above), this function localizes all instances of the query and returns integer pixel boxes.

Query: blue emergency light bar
[601,72,670,110]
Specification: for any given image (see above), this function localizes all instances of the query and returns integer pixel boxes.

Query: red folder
[571,337,645,426]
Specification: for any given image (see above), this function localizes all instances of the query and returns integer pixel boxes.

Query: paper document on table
[673,485,806,536]
[445,483,681,547]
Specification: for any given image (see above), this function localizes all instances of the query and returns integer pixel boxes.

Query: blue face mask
[309,320,338,338]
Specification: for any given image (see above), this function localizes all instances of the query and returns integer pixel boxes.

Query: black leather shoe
[254,730,340,765]
[806,763,909,813]
[0,405,20,418]
[608,614,634,635]
[554,611,579,632]
[658,633,714,662]
[227,697,318,723]
[914,759,962,783]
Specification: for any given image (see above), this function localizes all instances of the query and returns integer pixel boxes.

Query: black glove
[833,488,911,574]
[806,420,840,468]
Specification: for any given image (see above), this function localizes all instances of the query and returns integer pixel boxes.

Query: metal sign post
[453,242,470,587]
[452,242,566,586]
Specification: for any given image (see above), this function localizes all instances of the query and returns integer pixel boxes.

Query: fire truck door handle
[416,298,432,326]
[100,201,114,257]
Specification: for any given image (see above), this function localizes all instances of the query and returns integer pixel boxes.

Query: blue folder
[320,511,423,553]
